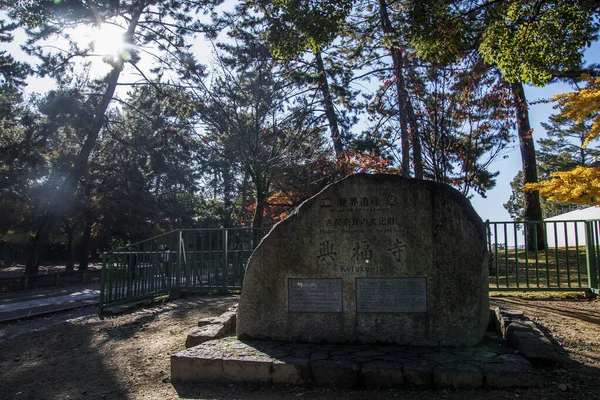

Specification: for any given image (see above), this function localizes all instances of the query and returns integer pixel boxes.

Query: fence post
[99,252,106,317]
[485,220,491,252]
[222,229,228,292]
[176,230,182,289]
[585,221,598,292]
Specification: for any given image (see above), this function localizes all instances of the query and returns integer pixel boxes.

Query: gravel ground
[0,295,598,400]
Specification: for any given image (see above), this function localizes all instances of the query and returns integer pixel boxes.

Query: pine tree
[405,0,599,247]
[5,0,222,273]
[241,0,354,159]
[196,41,325,228]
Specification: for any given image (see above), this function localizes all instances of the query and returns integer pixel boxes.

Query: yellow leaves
[553,76,600,148]
[528,77,600,205]
[524,166,600,205]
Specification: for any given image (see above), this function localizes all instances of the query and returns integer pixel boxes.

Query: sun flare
[75,23,129,60]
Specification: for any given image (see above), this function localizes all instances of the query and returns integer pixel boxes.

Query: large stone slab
[185,324,226,348]
[237,174,489,346]
[170,337,541,388]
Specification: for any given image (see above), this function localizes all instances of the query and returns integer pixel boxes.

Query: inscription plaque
[356,278,427,313]
[288,278,343,312]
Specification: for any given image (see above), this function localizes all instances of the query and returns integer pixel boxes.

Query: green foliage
[5,0,595,259]
[406,1,598,85]
[479,0,598,85]
[0,19,30,87]
[505,102,600,219]
[0,87,93,243]
[407,0,472,65]
[539,113,600,173]
[92,84,204,241]
[504,171,526,220]
[250,0,352,58]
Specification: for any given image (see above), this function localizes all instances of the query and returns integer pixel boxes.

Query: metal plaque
[356,278,427,313]
[288,278,343,312]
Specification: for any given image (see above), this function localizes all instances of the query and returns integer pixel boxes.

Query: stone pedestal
[171,337,543,388]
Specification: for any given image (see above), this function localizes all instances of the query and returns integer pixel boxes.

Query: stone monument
[237,173,489,346]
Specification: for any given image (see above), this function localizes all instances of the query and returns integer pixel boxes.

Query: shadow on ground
[0,319,128,399]
[0,294,238,400]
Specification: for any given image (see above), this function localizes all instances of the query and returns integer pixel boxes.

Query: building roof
[545,205,600,221]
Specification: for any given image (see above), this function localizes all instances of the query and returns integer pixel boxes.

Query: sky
[3,11,599,224]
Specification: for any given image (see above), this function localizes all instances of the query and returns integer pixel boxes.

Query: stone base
[171,334,543,389]
[185,306,238,348]
[495,307,560,364]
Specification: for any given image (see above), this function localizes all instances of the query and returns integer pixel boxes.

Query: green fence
[486,219,599,293]
[100,220,600,313]
[99,227,269,313]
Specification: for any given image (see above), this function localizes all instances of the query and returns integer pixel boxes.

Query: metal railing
[99,227,269,313]
[486,220,599,293]
[100,220,600,314]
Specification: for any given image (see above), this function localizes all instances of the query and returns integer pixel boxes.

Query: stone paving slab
[185,324,227,348]
[171,335,543,389]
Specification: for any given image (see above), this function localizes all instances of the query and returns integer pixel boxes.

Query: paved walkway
[0,284,100,322]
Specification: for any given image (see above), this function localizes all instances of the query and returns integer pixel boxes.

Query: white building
[545,206,600,248]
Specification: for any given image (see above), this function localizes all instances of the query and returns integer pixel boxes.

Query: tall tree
[410,58,513,197]
[539,114,599,172]
[511,80,544,244]
[6,0,221,273]
[0,17,32,251]
[479,0,598,244]
[377,0,413,177]
[244,0,353,159]
[506,81,600,218]
[407,0,598,247]
[525,76,600,205]
[197,43,325,228]
[339,0,425,177]
[93,83,203,241]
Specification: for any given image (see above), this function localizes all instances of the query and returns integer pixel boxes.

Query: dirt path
[490,297,600,397]
[0,295,598,400]
[0,295,237,400]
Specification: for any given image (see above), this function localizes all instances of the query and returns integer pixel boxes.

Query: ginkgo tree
[525,76,600,205]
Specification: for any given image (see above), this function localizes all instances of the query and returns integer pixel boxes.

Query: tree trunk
[79,218,92,270]
[511,81,545,250]
[252,188,266,229]
[223,161,233,227]
[315,51,344,158]
[25,6,145,275]
[252,189,266,246]
[404,56,424,179]
[406,96,424,179]
[4,245,11,267]
[379,0,410,177]
[66,227,75,274]
[239,170,250,222]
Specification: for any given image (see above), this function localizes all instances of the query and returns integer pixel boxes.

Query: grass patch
[489,291,591,300]
[489,246,591,289]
